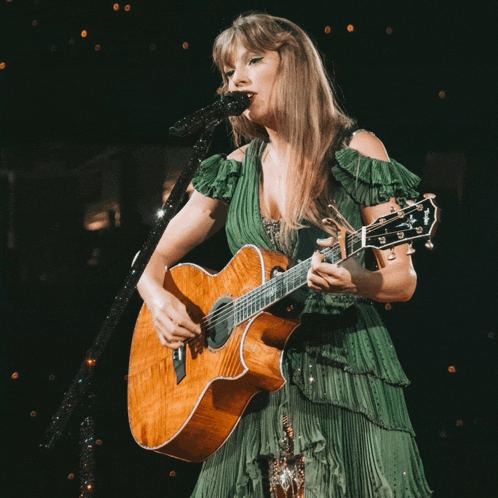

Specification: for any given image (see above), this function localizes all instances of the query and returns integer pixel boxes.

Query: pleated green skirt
[190,304,433,498]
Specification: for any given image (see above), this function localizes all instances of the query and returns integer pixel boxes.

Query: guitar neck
[233,230,363,325]
[232,195,440,325]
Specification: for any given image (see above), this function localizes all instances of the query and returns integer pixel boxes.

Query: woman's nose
[232,68,249,87]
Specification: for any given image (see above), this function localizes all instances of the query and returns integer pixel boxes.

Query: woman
[138,12,432,498]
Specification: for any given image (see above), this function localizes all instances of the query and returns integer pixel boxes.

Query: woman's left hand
[307,236,371,295]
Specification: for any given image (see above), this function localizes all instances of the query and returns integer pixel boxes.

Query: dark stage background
[1,1,497,497]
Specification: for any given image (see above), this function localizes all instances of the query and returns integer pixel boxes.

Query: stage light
[448,365,457,373]
[11,372,19,379]
[347,24,355,33]
[95,45,101,51]
[386,27,393,35]
[125,4,131,11]
[183,42,189,50]
[0,62,5,70]
[456,419,464,426]
[439,90,447,99]
[68,473,75,480]
[169,471,177,477]
[32,20,38,26]
[49,374,56,380]
[324,26,331,34]
[113,3,120,10]
[81,30,88,38]
[30,411,38,417]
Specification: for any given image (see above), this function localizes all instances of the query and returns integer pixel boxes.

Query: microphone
[169,92,250,137]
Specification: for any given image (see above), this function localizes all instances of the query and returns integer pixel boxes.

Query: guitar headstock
[365,194,440,252]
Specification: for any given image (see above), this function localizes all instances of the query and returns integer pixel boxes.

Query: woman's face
[223,40,281,128]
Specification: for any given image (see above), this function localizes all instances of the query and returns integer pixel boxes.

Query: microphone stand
[42,118,223,496]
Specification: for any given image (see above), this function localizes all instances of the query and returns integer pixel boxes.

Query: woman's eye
[225,70,234,78]
[249,57,262,65]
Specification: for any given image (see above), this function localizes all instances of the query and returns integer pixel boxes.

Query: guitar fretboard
[233,230,363,325]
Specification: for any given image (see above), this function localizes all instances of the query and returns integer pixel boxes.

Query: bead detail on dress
[261,216,282,251]
[269,414,305,498]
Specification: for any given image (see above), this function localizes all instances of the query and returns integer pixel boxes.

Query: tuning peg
[387,248,397,260]
[425,240,434,250]
[406,243,416,255]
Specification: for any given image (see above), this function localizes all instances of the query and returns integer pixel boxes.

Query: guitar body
[128,245,300,462]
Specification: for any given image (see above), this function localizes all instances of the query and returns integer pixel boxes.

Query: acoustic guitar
[128,194,439,462]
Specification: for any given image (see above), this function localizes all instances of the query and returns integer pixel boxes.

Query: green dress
[189,139,432,498]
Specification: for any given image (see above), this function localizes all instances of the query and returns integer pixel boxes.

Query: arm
[307,132,417,302]
[137,190,228,348]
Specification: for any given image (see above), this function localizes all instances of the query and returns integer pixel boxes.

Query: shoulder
[227,144,250,162]
[348,130,390,162]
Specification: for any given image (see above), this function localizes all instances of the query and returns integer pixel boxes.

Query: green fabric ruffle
[332,148,421,208]
[191,379,431,498]
[192,154,242,205]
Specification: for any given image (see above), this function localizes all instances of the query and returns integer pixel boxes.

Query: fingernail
[317,238,326,243]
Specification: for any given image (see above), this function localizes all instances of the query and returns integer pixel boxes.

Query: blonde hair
[213,13,354,252]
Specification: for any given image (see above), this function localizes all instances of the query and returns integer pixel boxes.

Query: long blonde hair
[213,13,354,252]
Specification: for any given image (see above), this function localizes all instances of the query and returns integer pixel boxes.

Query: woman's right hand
[148,290,202,349]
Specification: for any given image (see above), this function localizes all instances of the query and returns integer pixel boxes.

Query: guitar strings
[196,203,427,334]
[197,203,425,333]
[197,202,424,331]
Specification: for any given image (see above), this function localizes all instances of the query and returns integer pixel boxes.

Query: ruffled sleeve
[332,148,420,207]
[192,154,242,205]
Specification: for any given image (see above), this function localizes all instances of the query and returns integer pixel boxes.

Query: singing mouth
[244,92,256,104]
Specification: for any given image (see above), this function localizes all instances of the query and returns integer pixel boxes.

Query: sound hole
[206,297,234,349]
